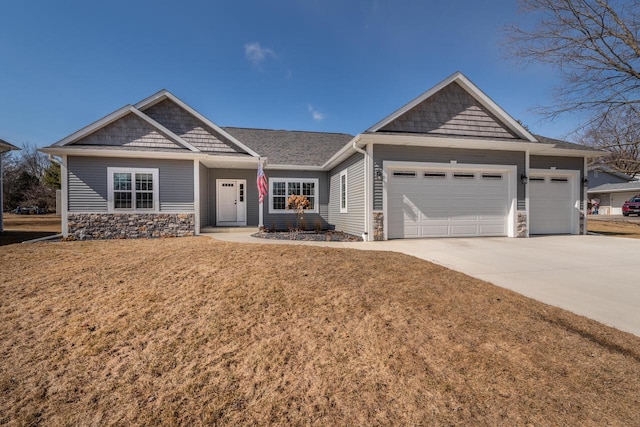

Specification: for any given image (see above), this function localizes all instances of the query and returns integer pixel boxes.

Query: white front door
[216,179,247,226]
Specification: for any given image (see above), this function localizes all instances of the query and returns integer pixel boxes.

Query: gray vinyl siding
[208,169,260,226]
[530,155,585,204]
[373,145,527,210]
[328,153,365,236]
[199,163,209,227]
[263,170,330,231]
[67,156,194,212]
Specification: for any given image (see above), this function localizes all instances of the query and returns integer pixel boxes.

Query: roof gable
[135,90,259,157]
[70,111,187,151]
[367,72,536,142]
[53,105,200,152]
[0,138,19,151]
[142,98,246,155]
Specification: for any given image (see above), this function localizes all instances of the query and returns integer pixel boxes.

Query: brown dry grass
[1,237,640,426]
[1,214,61,246]
[588,218,640,239]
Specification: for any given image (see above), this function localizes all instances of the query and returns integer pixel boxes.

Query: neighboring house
[41,72,602,241]
[0,138,20,232]
[587,166,639,215]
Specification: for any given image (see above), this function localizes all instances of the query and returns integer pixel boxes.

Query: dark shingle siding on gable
[144,99,246,154]
[379,82,518,139]
[223,127,354,167]
[72,113,185,150]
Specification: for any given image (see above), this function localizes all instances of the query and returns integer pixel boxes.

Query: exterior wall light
[582,177,589,186]
[520,173,528,185]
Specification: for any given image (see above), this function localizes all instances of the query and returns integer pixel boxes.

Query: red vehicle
[622,196,640,216]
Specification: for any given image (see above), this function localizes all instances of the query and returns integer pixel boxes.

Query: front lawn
[1,237,639,425]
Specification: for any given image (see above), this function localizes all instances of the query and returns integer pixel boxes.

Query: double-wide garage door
[388,165,513,239]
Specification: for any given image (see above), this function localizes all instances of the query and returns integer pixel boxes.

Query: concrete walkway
[205,232,640,336]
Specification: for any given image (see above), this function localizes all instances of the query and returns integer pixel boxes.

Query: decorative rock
[68,213,195,240]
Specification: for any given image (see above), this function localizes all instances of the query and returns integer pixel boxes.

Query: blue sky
[0,0,583,148]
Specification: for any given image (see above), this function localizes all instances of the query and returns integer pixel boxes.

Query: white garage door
[529,172,577,234]
[387,166,512,239]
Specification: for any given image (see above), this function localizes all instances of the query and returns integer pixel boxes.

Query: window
[392,171,417,178]
[481,173,503,180]
[340,170,348,213]
[424,172,447,179]
[269,178,319,213]
[107,167,159,212]
[453,173,475,179]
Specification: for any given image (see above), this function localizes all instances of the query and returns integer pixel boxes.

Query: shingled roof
[223,127,354,167]
[532,134,593,151]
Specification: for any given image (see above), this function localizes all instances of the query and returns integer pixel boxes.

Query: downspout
[352,138,370,241]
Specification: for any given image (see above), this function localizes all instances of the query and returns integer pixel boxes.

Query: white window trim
[268,177,319,214]
[107,167,160,212]
[339,170,348,213]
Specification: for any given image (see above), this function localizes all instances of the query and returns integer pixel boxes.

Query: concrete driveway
[208,232,640,336]
[357,235,640,336]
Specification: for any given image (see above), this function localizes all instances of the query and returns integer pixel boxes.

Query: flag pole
[258,158,264,229]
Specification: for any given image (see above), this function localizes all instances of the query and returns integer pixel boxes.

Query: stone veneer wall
[516,211,527,238]
[68,213,195,240]
[373,211,384,241]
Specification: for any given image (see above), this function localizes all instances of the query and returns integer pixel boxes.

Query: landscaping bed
[252,230,362,242]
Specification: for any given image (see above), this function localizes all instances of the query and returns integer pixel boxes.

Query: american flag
[257,162,268,204]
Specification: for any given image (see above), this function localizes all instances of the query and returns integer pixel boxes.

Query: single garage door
[387,166,512,238]
[529,171,578,234]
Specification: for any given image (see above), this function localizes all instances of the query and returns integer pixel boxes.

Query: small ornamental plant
[286,194,310,231]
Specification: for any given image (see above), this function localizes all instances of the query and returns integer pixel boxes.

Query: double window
[269,178,319,213]
[107,167,159,212]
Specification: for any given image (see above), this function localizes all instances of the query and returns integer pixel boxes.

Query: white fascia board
[40,146,202,160]
[266,164,325,171]
[135,91,261,158]
[358,133,603,157]
[587,187,640,194]
[53,105,135,146]
[321,135,361,170]
[39,146,259,166]
[366,71,537,142]
[133,89,172,110]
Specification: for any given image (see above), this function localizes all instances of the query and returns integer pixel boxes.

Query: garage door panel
[529,174,576,235]
[388,166,511,239]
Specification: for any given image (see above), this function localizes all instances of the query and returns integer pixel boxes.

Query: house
[587,167,640,215]
[0,138,20,232]
[41,72,602,241]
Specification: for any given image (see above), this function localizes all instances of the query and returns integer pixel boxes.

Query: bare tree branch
[506,0,640,118]
[578,106,640,177]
